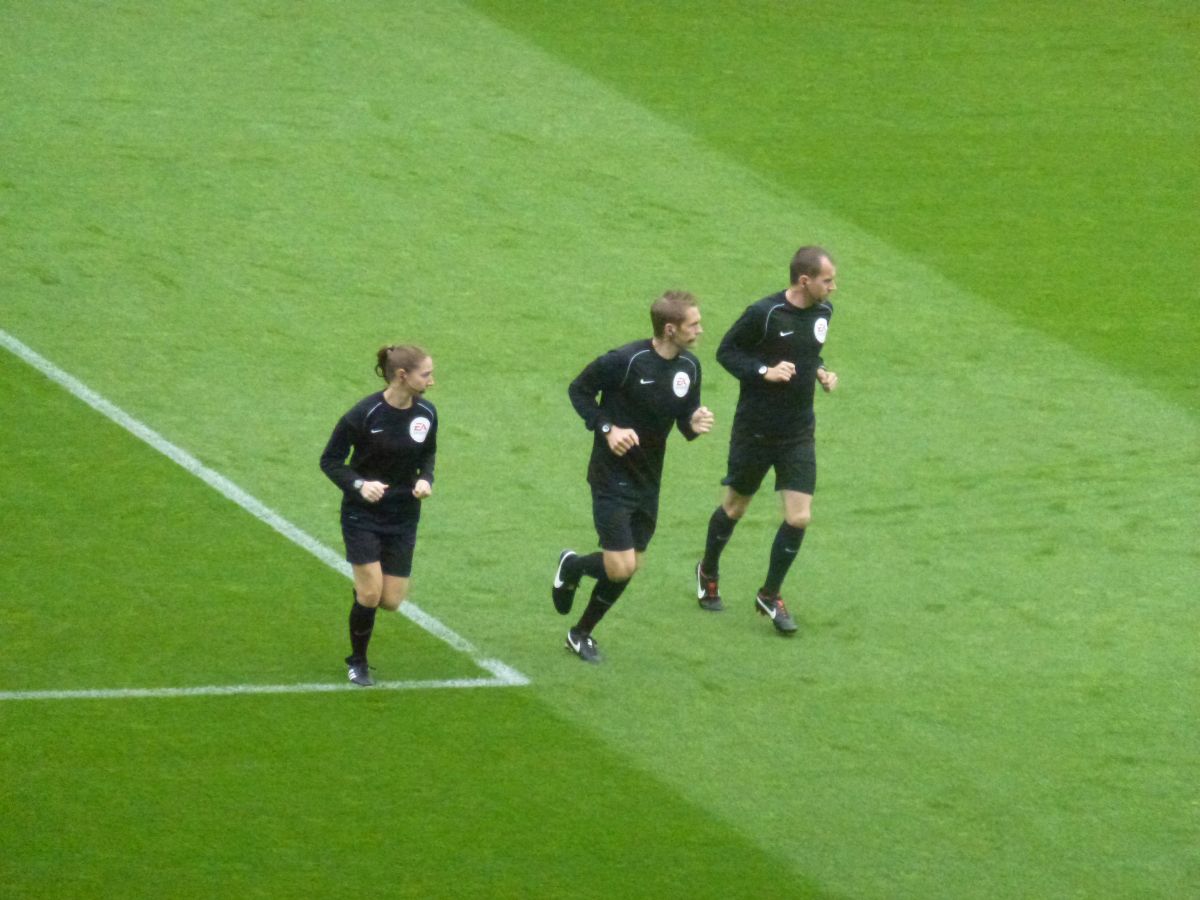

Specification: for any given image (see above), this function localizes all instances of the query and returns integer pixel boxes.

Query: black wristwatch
[600,423,613,435]
[352,478,365,491]
[757,365,769,376]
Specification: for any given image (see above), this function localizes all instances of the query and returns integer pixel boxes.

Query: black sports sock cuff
[577,552,607,581]
[350,601,377,628]
[594,576,629,604]
[777,522,805,544]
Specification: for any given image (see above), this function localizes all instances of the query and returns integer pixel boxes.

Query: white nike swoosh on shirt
[640,378,654,384]
[370,428,384,433]
[779,330,795,337]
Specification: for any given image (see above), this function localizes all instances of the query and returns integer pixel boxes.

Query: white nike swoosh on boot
[554,554,572,589]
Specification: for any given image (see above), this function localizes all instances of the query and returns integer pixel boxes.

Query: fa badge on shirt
[410,417,432,442]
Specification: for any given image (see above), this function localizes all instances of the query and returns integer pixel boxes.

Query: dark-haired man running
[696,246,840,635]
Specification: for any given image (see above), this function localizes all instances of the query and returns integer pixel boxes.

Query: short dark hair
[650,290,698,338]
[375,344,428,382]
[789,246,832,284]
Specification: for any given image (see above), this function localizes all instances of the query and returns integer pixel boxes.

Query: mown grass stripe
[0,327,529,690]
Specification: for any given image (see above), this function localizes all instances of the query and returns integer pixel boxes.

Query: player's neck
[651,336,682,360]
[784,286,815,309]
[383,385,415,409]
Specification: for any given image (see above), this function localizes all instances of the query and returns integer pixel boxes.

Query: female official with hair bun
[320,345,437,686]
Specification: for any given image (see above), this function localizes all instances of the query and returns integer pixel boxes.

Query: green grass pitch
[1,2,1197,898]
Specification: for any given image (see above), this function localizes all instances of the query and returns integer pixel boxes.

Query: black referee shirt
[569,339,702,493]
[320,392,438,529]
[717,292,832,441]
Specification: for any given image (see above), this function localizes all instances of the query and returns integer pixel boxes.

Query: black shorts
[722,433,816,496]
[341,520,418,577]
[591,486,659,552]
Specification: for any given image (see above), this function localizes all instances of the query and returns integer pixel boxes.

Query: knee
[784,510,812,530]
[604,557,638,582]
[722,493,751,520]
[355,588,382,608]
[379,593,406,612]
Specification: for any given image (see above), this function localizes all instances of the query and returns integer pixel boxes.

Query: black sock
[565,551,606,584]
[701,506,739,575]
[349,599,377,662]
[575,576,629,634]
[762,522,806,596]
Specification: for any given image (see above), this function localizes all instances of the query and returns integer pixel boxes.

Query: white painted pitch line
[0,329,531,697]
[0,677,517,702]
[474,658,529,685]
